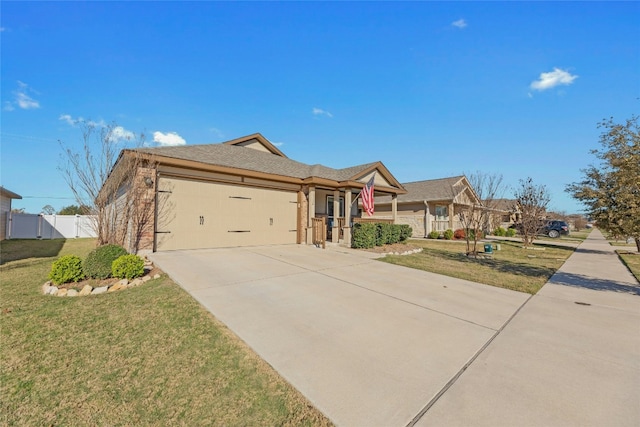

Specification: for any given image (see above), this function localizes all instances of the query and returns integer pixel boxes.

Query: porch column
[449,202,455,229]
[306,186,316,244]
[332,189,340,243]
[424,201,430,237]
[391,194,397,223]
[344,188,352,247]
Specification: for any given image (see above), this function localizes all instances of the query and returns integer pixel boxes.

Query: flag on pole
[360,173,375,216]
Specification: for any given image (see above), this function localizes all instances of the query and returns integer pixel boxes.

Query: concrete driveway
[150,244,529,426]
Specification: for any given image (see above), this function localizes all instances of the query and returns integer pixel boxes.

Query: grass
[381,239,574,294]
[618,251,640,283]
[0,239,331,427]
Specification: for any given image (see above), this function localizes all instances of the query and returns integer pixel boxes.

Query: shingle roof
[137,143,377,182]
[376,176,465,203]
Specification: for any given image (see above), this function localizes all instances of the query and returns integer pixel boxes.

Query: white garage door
[156,177,298,251]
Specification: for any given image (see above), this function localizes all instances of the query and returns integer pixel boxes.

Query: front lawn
[381,239,574,294]
[0,239,330,426]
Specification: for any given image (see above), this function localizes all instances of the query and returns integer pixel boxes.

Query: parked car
[543,220,569,238]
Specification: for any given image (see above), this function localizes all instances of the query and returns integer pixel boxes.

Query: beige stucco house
[371,176,482,237]
[1,187,22,240]
[108,134,406,252]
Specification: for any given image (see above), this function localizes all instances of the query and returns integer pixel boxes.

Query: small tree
[459,172,506,256]
[514,177,550,248]
[59,120,155,251]
[566,116,640,252]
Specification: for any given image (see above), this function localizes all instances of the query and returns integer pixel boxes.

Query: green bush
[112,254,145,280]
[49,255,84,285]
[352,223,377,248]
[376,223,392,246]
[83,244,128,279]
[494,227,507,236]
[398,224,412,242]
[428,231,440,239]
[443,229,454,240]
[353,223,413,248]
[506,228,517,237]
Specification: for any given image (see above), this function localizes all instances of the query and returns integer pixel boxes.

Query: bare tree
[514,177,550,248]
[459,172,506,256]
[59,121,155,251]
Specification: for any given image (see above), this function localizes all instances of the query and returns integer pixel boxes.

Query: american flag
[360,174,375,216]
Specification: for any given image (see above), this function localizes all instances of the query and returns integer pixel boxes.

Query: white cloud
[109,126,135,142]
[530,67,578,91]
[272,141,284,147]
[59,114,135,143]
[6,81,41,110]
[452,19,467,29]
[153,131,186,146]
[312,107,333,118]
[59,114,77,126]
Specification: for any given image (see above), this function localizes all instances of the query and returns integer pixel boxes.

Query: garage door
[156,177,298,251]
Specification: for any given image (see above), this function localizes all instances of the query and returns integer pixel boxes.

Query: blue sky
[2,1,638,214]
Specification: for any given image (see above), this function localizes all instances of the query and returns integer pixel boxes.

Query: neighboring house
[372,176,482,238]
[487,198,520,230]
[105,133,406,253]
[0,187,22,240]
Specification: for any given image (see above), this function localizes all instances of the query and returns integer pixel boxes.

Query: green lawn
[618,251,640,283]
[0,239,331,426]
[381,239,574,294]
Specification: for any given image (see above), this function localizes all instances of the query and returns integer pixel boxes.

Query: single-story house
[0,187,22,240]
[371,176,482,237]
[107,133,407,253]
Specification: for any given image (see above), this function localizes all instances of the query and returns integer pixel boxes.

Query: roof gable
[375,175,480,204]
[222,133,287,158]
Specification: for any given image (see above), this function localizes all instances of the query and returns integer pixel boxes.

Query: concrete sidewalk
[417,228,640,426]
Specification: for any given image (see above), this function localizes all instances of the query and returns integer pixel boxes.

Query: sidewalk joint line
[405,293,535,427]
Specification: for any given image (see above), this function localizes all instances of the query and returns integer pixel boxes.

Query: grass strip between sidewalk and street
[381,239,575,294]
[617,251,640,283]
[0,238,331,427]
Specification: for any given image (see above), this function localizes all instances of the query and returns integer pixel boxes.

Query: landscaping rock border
[42,258,162,297]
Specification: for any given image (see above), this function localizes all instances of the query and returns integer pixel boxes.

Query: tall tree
[458,172,506,255]
[514,177,550,248]
[567,116,640,251]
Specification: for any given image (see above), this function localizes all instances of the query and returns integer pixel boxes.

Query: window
[327,196,345,218]
[435,205,448,220]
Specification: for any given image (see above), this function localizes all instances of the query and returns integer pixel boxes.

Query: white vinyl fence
[6,213,97,239]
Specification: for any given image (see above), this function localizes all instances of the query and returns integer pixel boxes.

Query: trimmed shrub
[398,224,412,242]
[443,229,454,240]
[453,229,465,239]
[352,223,377,248]
[112,254,145,280]
[49,255,84,285]
[428,231,440,239]
[494,227,506,236]
[376,223,392,246]
[389,224,401,244]
[83,244,128,279]
[506,228,517,237]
